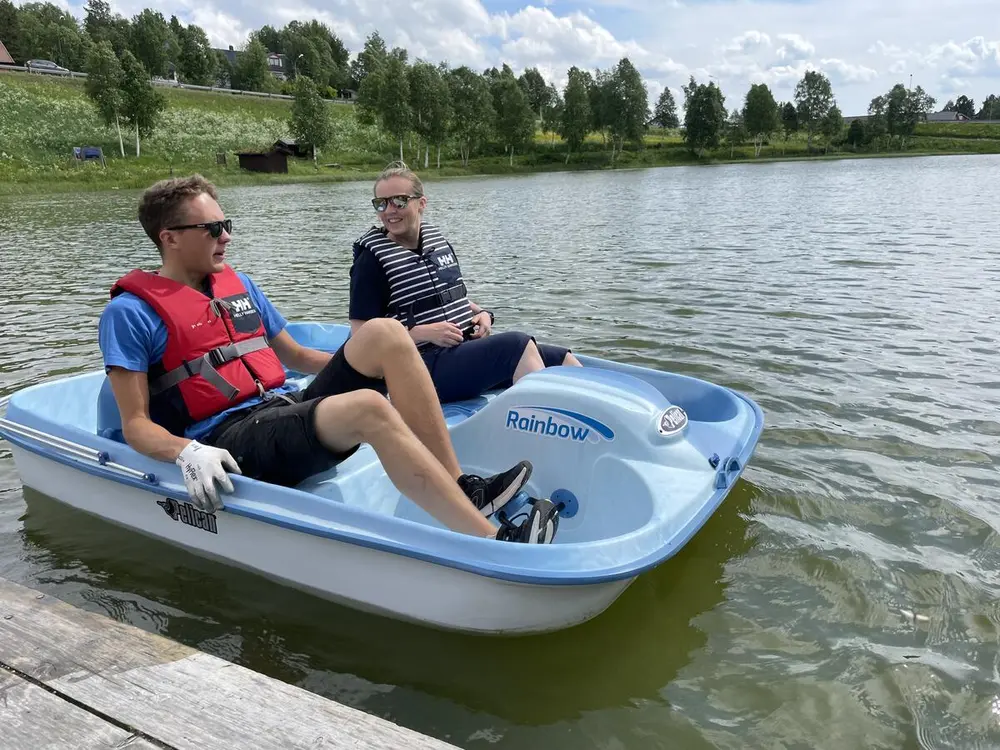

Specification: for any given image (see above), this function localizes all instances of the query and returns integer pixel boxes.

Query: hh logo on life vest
[221,293,261,334]
[229,296,253,313]
[505,407,615,444]
[435,253,457,268]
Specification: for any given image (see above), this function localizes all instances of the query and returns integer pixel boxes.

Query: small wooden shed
[236,151,288,173]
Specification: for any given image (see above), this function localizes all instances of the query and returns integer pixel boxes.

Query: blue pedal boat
[0,322,763,634]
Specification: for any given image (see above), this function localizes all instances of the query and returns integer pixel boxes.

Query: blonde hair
[374,160,424,197]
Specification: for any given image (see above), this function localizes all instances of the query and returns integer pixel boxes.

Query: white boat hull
[10,445,634,635]
[1,325,766,634]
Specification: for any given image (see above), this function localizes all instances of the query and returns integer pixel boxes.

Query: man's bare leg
[344,318,462,478]
[312,389,495,536]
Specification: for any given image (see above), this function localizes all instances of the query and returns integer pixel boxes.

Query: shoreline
[1,148,995,197]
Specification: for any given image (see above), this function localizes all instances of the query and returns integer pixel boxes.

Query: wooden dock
[0,576,459,749]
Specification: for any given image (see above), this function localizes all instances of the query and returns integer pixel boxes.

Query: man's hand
[468,311,493,339]
[175,441,242,512]
[415,321,465,347]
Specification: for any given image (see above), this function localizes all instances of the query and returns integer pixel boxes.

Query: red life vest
[110,266,286,432]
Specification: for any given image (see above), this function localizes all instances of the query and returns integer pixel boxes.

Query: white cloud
[755,61,813,87]
[646,57,687,76]
[869,40,903,57]
[775,33,815,61]
[820,58,879,84]
[726,30,771,54]
[941,75,969,93]
[187,8,252,49]
[498,7,646,67]
[924,37,1000,76]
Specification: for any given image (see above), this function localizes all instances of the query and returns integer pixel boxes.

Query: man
[98,174,559,545]
[348,162,582,405]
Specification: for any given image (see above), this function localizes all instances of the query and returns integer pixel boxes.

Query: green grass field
[0,72,397,190]
[914,121,1000,139]
[3,70,999,194]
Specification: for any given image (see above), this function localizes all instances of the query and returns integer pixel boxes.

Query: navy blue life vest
[352,223,475,339]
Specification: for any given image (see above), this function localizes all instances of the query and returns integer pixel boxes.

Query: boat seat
[440,391,501,423]
[96,376,125,443]
[95,375,502,444]
[96,371,317,444]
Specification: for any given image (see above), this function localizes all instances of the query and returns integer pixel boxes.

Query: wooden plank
[0,577,458,750]
[0,669,160,750]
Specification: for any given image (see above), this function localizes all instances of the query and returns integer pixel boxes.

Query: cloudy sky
[53,0,1000,116]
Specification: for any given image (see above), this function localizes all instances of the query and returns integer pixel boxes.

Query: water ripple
[2,155,1000,749]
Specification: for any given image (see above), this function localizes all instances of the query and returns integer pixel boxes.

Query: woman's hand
[468,311,492,339]
[413,322,465,347]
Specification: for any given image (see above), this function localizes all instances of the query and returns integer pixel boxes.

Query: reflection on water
[2,155,1000,748]
[18,485,755,747]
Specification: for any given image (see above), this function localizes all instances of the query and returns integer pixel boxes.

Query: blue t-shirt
[98,272,297,440]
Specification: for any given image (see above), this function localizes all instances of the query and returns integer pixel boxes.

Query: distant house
[0,39,14,65]
[925,109,971,122]
[216,45,238,67]
[845,109,973,125]
[267,52,286,81]
[337,88,356,101]
[210,46,287,83]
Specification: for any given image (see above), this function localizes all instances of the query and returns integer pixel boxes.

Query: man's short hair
[138,174,218,250]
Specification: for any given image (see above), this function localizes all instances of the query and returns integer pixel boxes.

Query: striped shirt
[350,223,475,349]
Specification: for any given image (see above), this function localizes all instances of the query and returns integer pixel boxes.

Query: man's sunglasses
[165,219,233,238]
[372,195,420,213]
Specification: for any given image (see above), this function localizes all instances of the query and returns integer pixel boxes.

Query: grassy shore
[3,70,1000,195]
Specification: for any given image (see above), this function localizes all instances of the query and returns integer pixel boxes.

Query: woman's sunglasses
[166,219,233,238]
[372,195,420,213]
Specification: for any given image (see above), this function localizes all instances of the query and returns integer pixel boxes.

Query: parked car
[26,59,70,73]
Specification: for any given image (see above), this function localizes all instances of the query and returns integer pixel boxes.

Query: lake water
[2,155,999,749]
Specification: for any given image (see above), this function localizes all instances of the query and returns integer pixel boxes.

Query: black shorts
[203,344,386,487]
[421,331,570,403]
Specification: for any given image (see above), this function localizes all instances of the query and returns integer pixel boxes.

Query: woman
[348,162,581,403]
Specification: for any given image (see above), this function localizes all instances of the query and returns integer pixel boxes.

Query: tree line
[2,0,987,166]
[676,71,947,158]
[0,0,350,93]
[345,33,650,168]
[941,94,1000,121]
[2,0,219,85]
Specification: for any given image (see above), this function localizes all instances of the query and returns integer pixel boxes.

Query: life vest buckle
[206,346,229,368]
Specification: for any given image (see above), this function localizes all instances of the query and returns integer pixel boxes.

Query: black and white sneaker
[458,460,532,518]
[495,498,560,544]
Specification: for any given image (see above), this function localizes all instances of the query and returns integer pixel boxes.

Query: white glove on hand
[175,440,242,512]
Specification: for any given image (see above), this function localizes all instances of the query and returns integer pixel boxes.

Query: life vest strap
[389,282,468,326]
[149,336,271,399]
